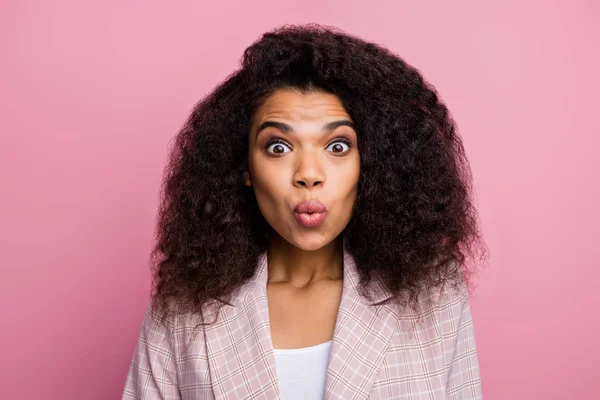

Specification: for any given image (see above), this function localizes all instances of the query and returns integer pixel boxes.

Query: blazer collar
[204,243,398,399]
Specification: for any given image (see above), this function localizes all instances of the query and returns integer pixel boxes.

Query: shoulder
[421,277,474,332]
[416,278,478,361]
[140,300,212,353]
[427,279,471,314]
[390,276,474,336]
[140,301,175,337]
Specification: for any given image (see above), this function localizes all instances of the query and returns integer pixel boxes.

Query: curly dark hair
[149,23,488,327]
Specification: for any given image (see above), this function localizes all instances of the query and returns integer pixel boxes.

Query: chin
[292,242,326,252]
[286,232,335,252]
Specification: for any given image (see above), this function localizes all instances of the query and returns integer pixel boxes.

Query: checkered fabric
[122,245,482,399]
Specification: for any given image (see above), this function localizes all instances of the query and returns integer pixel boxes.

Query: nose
[293,150,324,188]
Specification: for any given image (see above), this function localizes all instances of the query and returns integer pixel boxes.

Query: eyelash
[265,137,353,155]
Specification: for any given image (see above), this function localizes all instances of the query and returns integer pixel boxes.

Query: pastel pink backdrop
[1,1,598,399]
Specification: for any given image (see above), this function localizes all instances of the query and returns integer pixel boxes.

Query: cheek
[333,160,360,198]
[336,179,359,214]
[250,161,288,208]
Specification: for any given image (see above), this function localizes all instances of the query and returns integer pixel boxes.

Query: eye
[266,139,292,155]
[326,138,352,154]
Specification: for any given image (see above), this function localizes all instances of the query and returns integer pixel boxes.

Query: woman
[122,23,488,400]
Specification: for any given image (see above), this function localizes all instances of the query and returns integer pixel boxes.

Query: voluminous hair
[150,23,488,326]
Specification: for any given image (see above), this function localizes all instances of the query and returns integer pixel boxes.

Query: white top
[273,340,333,400]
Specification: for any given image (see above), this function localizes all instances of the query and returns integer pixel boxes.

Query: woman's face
[244,88,360,251]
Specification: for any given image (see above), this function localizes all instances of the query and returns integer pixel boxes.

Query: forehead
[252,89,351,124]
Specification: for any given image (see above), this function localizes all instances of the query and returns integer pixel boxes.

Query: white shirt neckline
[273,339,333,355]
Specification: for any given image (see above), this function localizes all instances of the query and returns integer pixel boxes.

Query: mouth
[294,210,327,227]
[294,199,327,227]
[294,199,327,214]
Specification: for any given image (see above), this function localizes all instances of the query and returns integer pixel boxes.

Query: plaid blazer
[122,247,483,399]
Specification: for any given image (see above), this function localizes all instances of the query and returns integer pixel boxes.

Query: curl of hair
[149,23,488,328]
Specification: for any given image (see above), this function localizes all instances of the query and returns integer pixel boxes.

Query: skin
[243,89,361,348]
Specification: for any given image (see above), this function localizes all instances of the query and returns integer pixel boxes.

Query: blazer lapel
[204,250,280,399]
[204,244,397,400]
[322,248,397,400]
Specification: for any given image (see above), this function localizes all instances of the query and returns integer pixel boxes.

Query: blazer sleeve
[443,284,483,399]
[122,302,182,400]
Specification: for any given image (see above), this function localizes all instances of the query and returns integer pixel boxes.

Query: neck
[266,232,344,288]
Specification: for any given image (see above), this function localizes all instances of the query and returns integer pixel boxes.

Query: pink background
[1,1,598,399]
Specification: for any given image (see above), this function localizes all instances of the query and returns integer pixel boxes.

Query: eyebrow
[255,120,355,138]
